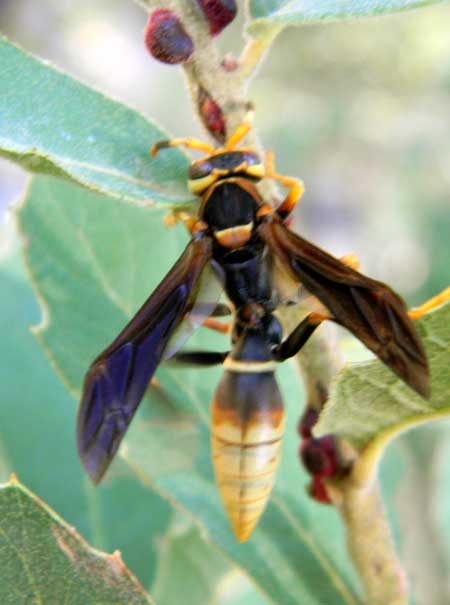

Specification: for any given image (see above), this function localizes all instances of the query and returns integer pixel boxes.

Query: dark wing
[259,220,429,398]
[162,262,225,360]
[77,234,213,483]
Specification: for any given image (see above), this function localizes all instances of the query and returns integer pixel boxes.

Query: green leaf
[0,228,266,605]
[0,478,153,605]
[17,176,362,605]
[0,37,193,207]
[152,519,228,605]
[314,301,450,449]
[0,234,172,588]
[151,515,272,605]
[248,0,449,34]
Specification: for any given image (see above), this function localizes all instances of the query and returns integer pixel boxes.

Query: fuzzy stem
[136,0,279,199]
[298,326,408,604]
[338,478,408,605]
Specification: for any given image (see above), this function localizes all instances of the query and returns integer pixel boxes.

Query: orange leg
[163,210,198,233]
[151,137,214,158]
[202,318,232,334]
[265,151,304,219]
[224,107,255,150]
[408,286,450,320]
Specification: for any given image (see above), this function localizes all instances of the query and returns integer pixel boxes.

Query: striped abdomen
[211,359,284,542]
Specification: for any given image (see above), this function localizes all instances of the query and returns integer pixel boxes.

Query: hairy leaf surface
[315,302,450,449]
[0,38,193,207]
[0,478,153,605]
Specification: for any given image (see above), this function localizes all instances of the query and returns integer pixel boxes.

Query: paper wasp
[78,119,429,542]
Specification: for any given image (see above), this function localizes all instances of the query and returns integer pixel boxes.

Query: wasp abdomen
[211,367,284,542]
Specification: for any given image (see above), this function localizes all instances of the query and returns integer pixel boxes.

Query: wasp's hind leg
[272,313,330,362]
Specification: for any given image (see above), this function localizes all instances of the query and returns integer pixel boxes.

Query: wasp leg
[151,138,215,157]
[224,107,255,150]
[202,318,232,334]
[265,150,304,220]
[164,210,198,232]
[408,286,450,321]
[273,312,329,361]
[225,122,252,150]
[171,351,228,366]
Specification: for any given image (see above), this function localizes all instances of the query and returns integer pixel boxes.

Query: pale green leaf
[0,233,172,588]
[152,520,228,605]
[17,176,362,605]
[248,0,450,34]
[151,516,269,605]
[0,37,193,207]
[0,478,153,605]
[314,302,450,449]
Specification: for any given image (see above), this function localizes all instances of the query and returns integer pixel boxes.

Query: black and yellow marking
[222,357,277,373]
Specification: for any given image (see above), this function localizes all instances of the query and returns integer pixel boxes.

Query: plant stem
[299,327,409,604]
[339,478,408,605]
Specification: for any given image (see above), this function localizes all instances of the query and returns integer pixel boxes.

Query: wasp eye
[196,0,237,36]
[145,9,194,65]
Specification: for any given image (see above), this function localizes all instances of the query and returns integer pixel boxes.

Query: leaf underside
[247,0,449,34]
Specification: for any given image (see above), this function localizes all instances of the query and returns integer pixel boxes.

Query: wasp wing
[162,262,225,361]
[259,220,429,398]
[77,235,213,483]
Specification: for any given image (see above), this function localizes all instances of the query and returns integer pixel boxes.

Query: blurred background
[0,1,449,604]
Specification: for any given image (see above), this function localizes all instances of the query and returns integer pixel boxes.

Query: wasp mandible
[78,119,429,541]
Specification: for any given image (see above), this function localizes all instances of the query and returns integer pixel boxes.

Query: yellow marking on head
[214,222,254,249]
[188,173,217,194]
[245,163,265,178]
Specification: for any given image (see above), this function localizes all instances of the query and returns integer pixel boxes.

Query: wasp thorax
[201,180,261,249]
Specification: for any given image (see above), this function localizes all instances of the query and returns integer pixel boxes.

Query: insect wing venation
[259,220,429,398]
[77,235,213,483]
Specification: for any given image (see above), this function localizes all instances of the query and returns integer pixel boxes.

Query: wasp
[78,119,429,542]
